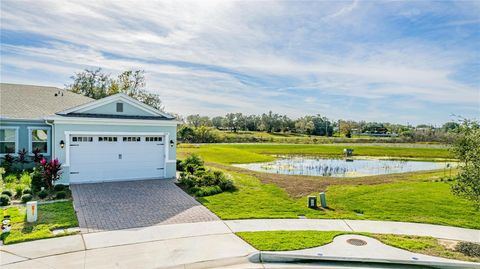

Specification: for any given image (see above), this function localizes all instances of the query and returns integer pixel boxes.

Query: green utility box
[319,192,327,208]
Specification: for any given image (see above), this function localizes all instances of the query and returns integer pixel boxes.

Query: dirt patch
[438,239,459,250]
[207,162,434,198]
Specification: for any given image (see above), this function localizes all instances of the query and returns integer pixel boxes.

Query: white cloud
[1,0,478,124]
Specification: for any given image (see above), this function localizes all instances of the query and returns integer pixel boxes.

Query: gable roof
[57,93,174,120]
[0,83,94,120]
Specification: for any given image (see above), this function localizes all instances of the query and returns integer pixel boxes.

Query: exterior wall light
[60,140,65,149]
[170,139,175,147]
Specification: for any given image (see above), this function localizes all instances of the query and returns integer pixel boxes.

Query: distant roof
[0,83,94,120]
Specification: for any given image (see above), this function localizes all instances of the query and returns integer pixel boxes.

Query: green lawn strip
[178,144,452,164]
[236,231,479,262]
[236,230,346,251]
[197,171,310,219]
[314,181,480,229]
[196,167,479,229]
[1,201,79,244]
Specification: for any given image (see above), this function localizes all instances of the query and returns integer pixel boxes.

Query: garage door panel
[69,135,166,183]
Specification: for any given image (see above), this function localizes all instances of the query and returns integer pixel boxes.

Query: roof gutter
[44,119,55,160]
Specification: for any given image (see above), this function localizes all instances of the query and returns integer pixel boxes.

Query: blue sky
[1,0,479,125]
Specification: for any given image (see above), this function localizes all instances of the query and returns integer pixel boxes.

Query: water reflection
[235,157,453,177]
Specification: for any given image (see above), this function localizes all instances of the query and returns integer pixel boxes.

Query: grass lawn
[236,231,480,263]
[198,169,480,228]
[178,144,453,164]
[1,201,79,244]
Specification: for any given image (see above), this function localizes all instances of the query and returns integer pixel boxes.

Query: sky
[1,0,479,125]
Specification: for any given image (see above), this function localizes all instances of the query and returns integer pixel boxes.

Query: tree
[67,68,164,111]
[442,122,460,132]
[68,68,111,99]
[186,114,202,127]
[212,116,224,129]
[451,119,480,208]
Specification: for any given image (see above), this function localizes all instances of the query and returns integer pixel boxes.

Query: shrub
[38,189,48,199]
[0,194,10,206]
[176,159,184,171]
[55,191,67,199]
[31,168,45,193]
[181,154,204,171]
[39,158,62,188]
[193,185,222,197]
[3,174,17,184]
[21,194,32,203]
[14,185,24,198]
[1,190,13,197]
[20,172,32,186]
[22,188,32,195]
[456,242,480,257]
[1,153,15,174]
[53,184,66,192]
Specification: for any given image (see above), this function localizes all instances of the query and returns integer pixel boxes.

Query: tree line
[177,112,461,143]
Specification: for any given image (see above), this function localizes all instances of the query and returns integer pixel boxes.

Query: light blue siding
[52,123,177,184]
[82,101,153,116]
[0,119,51,157]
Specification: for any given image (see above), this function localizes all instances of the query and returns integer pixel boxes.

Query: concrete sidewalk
[224,219,480,242]
[1,219,479,268]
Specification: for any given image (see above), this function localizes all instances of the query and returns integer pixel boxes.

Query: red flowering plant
[40,158,62,189]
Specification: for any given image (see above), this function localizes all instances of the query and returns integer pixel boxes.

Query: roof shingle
[0,83,94,120]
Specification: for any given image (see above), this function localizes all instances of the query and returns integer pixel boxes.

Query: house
[0,83,178,184]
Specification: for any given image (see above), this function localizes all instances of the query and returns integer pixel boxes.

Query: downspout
[45,119,55,160]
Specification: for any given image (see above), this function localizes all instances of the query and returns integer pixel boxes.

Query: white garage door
[69,134,165,183]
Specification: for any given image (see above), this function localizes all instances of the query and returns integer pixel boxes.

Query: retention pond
[234,156,454,177]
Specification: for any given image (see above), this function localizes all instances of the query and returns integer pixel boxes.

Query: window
[72,136,93,142]
[123,136,141,142]
[98,136,118,142]
[145,136,163,142]
[116,102,123,112]
[0,127,18,154]
[28,127,50,155]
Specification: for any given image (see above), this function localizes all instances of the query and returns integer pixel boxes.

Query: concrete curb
[258,252,480,269]
[160,252,259,269]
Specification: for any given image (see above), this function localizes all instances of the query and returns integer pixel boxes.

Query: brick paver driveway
[70,179,219,232]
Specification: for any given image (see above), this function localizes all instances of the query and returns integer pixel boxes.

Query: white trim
[0,126,19,156]
[27,126,51,156]
[45,116,179,126]
[57,93,174,118]
[69,176,173,185]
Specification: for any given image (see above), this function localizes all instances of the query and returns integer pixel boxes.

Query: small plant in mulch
[38,189,49,199]
[20,194,32,203]
[0,194,10,206]
[1,190,13,198]
[55,191,67,199]
[456,242,480,257]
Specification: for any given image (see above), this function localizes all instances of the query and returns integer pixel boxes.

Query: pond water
[234,156,454,177]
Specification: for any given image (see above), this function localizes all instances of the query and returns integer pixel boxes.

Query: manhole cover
[347,238,367,246]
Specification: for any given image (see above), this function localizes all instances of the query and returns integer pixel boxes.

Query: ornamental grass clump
[178,154,234,197]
